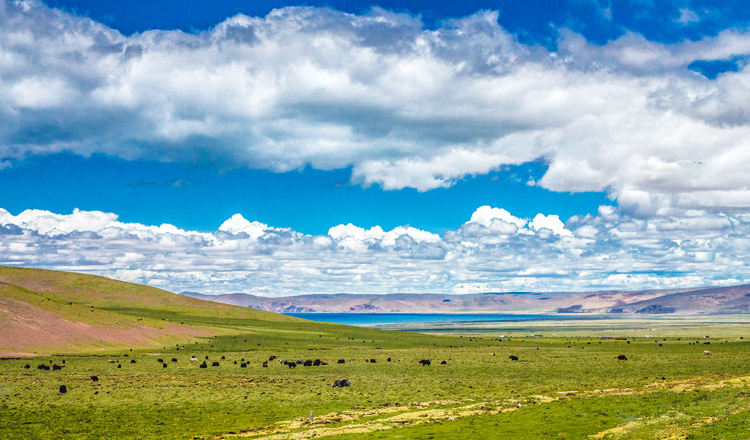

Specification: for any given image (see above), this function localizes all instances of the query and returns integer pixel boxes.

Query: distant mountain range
[180,284,750,315]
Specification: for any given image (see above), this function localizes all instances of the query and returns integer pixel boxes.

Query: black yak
[332,378,351,388]
[419,359,431,366]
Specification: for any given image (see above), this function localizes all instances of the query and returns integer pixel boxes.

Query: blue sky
[0,153,609,234]
[2,0,750,295]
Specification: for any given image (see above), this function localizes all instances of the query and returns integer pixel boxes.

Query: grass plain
[1,267,749,439]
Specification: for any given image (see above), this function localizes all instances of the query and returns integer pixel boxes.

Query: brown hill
[604,285,750,315]
[181,285,741,315]
[0,266,296,356]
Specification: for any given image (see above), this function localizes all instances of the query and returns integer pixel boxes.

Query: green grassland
[1,267,750,439]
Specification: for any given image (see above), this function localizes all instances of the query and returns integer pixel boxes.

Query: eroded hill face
[181,284,750,315]
[0,266,297,356]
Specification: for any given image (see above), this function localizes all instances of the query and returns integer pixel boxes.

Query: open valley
[2,267,750,439]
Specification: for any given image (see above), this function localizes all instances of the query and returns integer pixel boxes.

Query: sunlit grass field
[2,309,750,439]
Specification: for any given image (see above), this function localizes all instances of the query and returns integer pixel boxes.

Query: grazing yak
[59,385,67,394]
[337,359,345,364]
[241,363,247,368]
[157,359,163,363]
[617,355,628,360]
[313,359,322,366]
[419,359,431,366]
[332,378,351,388]
[52,364,63,370]
[171,358,178,362]
[90,376,99,382]
[211,362,220,367]
[440,360,447,365]
[303,360,313,367]
[509,355,519,361]
[199,362,208,369]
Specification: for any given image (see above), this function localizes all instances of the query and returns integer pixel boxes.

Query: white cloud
[1,205,750,295]
[468,206,526,229]
[529,213,572,236]
[218,214,271,240]
[3,2,750,214]
[677,8,699,25]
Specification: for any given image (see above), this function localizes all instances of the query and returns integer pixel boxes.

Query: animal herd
[25,343,717,395]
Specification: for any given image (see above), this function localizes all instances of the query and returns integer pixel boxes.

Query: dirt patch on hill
[0,296,209,355]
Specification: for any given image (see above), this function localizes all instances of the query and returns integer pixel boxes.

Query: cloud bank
[3,1,750,215]
[1,206,748,295]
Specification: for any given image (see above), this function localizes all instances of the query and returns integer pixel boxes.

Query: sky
[2,0,750,296]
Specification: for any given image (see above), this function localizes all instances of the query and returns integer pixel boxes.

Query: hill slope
[181,284,750,315]
[605,284,750,314]
[0,266,297,356]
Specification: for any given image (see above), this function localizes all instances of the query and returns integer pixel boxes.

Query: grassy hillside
[2,267,750,439]
[0,266,297,355]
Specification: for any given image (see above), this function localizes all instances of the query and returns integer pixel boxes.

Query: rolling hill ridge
[0,266,297,356]
[181,284,750,315]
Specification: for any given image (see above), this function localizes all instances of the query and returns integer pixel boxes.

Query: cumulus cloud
[1,205,749,295]
[529,214,572,237]
[3,2,750,215]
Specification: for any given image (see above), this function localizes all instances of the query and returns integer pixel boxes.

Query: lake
[285,312,586,327]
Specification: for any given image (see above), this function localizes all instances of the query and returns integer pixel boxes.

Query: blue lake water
[285,313,586,327]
